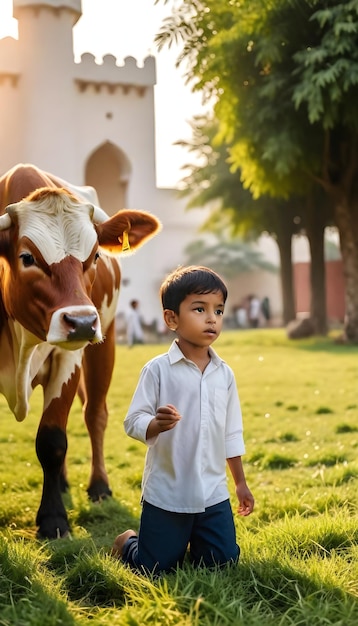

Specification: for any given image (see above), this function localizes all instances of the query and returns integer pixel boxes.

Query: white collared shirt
[124,340,246,513]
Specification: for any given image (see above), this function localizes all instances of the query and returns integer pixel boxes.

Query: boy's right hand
[155,404,181,431]
[147,404,181,438]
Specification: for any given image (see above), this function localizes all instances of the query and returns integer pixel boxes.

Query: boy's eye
[195,307,205,313]
[215,309,224,316]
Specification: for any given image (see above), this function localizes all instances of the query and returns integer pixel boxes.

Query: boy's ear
[163,309,178,331]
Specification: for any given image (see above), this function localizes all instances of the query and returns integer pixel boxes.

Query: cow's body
[0,163,161,538]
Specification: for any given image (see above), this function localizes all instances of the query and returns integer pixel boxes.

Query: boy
[112,265,254,574]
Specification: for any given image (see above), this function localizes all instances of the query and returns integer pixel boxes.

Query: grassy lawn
[0,329,357,625]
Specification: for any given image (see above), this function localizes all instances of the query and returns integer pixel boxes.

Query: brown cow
[0,163,161,538]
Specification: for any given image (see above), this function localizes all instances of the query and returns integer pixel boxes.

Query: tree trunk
[276,226,296,325]
[306,207,327,335]
[334,198,358,342]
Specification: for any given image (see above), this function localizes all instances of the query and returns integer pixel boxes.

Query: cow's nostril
[63,313,98,341]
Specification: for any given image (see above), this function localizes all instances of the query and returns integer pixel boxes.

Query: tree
[156,0,358,341]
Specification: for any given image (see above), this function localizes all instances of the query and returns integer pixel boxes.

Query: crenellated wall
[74,53,156,97]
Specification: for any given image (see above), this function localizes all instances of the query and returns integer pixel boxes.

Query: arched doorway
[85,142,132,216]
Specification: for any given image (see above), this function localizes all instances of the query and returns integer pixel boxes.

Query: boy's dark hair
[160,265,228,313]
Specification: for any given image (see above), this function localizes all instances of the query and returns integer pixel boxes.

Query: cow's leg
[36,425,69,538]
[80,320,115,501]
[35,352,81,539]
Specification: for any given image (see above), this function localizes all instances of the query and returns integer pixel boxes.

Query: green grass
[0,329,357,625]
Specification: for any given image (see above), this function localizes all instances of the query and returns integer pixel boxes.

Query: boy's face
[164,290,225,347]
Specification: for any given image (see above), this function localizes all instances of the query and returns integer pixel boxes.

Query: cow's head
[0,187,161,349]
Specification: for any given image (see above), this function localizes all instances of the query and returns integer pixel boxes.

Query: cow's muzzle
[64,312,98,342]
[47,305,103,348]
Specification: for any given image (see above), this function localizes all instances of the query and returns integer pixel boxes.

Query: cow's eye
[94,251,100,262]
[19,252,35,267]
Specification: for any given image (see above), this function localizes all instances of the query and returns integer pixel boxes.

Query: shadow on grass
[47,550,358,623]
[172,557,358,624]
[45,496,140,608]
[0,533,78,626]
[76,496,139,544]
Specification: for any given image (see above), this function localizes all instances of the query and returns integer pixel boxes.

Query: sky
[0,0,204,188]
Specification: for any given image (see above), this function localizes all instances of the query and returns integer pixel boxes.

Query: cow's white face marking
[13,193,97,264]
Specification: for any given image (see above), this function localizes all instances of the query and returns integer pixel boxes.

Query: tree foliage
[156,0,358,341]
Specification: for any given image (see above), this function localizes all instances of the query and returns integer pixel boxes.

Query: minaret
[10,0,82,172]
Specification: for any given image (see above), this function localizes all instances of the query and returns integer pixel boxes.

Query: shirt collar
[168,339,224,368]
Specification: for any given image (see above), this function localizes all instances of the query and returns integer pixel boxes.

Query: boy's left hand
[236,484,255,517]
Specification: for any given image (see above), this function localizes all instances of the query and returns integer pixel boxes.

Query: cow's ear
[96,209,161,254]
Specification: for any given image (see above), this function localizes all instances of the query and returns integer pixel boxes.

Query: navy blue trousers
[122,499,239,575]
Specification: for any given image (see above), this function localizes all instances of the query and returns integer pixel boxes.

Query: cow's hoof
[87,480,112,502]
[36,518,71,540]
